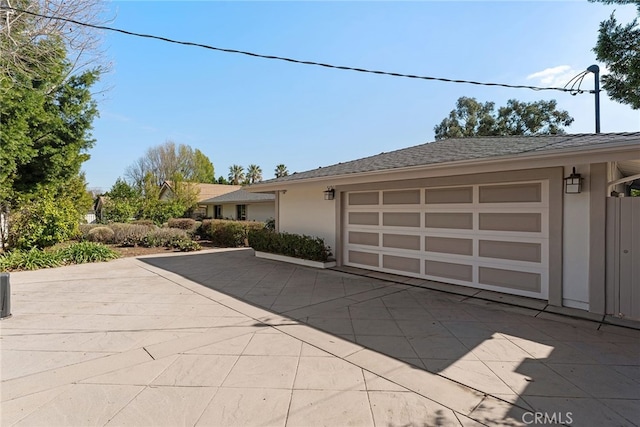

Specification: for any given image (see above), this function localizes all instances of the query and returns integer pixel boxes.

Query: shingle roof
[257,132,640,185]
[201,189,275,204]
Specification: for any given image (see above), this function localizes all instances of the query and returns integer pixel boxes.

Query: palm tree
[274,164,289,178]
[246,164,263,184]
[228,164,245,185]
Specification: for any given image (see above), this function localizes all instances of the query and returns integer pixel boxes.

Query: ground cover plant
[0,242,120,272]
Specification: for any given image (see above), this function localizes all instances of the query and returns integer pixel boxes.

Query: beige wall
[247,203,275,222]
[561,164,591,310]
[278,184,337,252]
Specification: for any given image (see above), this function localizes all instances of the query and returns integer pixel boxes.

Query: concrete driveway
[1,248,638,426]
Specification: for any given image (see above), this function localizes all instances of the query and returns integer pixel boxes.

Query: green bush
[174,239,201,252]
[57,242,120,264]
[248,229,332,262]
[110,223,155,246]
[167,218,196,230]
[131,219,155,226]
[87,226,115,243]
[79,223,102,240]
[0,243,119,271]
[0,247,62,271]
[8,193,81,249]
[143,228,189,247]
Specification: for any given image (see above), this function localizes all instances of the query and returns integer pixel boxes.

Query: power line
[2,6,591,95]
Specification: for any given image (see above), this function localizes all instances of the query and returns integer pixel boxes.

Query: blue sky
[84,1,640,192]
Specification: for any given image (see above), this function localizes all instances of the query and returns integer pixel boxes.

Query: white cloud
[526,64,611,90]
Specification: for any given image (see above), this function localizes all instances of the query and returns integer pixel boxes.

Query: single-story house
[201,189,275,222]
[248,132,640,321]
[159,181,241,218]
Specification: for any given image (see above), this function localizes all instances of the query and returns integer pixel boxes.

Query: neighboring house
[159,181,242,218]
[201,189,275,222]
[248,132,640,321]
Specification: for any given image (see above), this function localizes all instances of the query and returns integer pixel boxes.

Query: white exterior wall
[278,184,337,252]
[222,204,236,219]
[562,164,590,310]
[247,203,275,222]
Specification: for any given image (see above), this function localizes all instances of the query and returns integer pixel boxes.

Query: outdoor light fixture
[324,187,335,200]
[564,167,583,194]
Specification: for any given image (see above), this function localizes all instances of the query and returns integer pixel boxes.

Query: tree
[124,141,216,187]
[216,176,230,185]
[274,164,289,178]
[100,178,140,223]
[0,0,109,90]
[228,165,245,185]
[1,7,101,249]
[434,97,574,140]
[192,149,215,183]
[138,173,198,225]
[591,0,640,109]
[246,164,263,184]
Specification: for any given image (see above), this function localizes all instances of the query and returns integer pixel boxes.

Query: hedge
[200,219,265,247]
[247,229,332,262]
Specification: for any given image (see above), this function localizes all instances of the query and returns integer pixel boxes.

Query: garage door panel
[425,236,473,256]
[383,234,421,250]
[425,213,473,229]
[383,255,421,274]
[345,181,549,300]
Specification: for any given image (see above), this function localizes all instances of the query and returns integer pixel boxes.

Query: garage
[344,181,549,299]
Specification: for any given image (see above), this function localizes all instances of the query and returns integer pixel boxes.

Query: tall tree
[192,149,215,183]
[0,2,103,248]
[124,141,216,187]
[246,164,263,184]
[434,97,574,140]
[274,164,289,178]
[228,165,244,185]
[590,0,640,109]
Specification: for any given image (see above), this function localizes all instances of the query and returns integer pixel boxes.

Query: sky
[83,0,640,192]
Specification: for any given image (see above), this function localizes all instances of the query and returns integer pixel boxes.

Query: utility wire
[2,6,592,94]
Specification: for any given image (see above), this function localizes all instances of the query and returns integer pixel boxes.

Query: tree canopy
[434,97,574,140]
[591,0,640,109]
[228,165,245,185]
[246,164,263,184]
[124,141,216,187]
[274,164,289,178]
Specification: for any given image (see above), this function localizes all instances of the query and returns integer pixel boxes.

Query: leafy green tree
[274,164,289,178]
[434,97,574,140]
[1,10,101,249]
[228,165,245,185]
[101,178,140,223]
[192,149,215,183]
[216,176,230,185]
[591,0,640,109]
[138,173,197,225]
[246,164,263,184]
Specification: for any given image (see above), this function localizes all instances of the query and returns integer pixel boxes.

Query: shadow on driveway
[140,249,639,426]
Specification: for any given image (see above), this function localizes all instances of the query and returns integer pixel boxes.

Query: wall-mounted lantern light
[564,167,583,194]
[323,187,335,200]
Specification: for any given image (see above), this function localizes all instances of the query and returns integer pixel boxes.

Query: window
[236,204,247,220]
[214,205,222,219]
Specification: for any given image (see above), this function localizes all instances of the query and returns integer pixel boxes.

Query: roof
[161,181,241,202]
[201,189,275,204]
[254,132,640,185]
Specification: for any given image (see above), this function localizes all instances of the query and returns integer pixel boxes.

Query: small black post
[587,65,601,134]
[1,272,11,319]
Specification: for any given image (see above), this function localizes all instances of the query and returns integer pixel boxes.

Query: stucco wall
[278,185,337,252]
[247,203,275,222]
[562,164,591,310]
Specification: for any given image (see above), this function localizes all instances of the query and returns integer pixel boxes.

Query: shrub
[131,219,155,226]
[174,239,201,252]
[143,228,189,247]
[167,218,196,230]
[0,247,62,271]
[248,229,332,262]
[87,226,115,243]
[79,224,102,240]
[265,218,276,231]
[57,242,120,264]
[110,223,155,246]
[7,193,81,250]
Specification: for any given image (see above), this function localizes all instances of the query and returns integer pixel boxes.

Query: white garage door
[344,181,549,299]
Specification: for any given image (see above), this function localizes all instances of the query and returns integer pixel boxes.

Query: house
[201,189,275,222]
[159,181,241,218]
[248,132,640,321]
